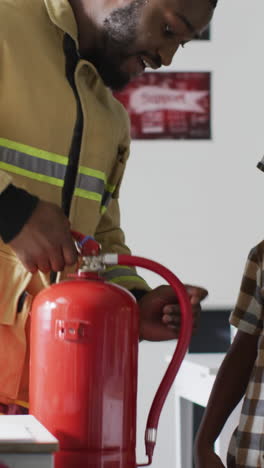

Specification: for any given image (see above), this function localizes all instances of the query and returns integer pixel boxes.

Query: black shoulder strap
[61,34,84,217]
[51,34,84,284]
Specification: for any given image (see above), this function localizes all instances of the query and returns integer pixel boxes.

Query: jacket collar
[43,0,78,43]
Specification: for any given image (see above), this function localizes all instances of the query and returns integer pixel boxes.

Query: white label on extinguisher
[103,254,118,265]
[146,428,157,443]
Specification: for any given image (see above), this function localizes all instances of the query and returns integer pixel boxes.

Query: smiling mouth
[140,57,149,69]
[131,55,161,78]
[120,54,161,80]
[139,55,161,70]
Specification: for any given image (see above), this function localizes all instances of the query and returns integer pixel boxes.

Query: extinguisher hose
[70,232,193,466]
[116,255,193,465]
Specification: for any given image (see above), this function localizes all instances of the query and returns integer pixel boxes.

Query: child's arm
[194,329,258,468]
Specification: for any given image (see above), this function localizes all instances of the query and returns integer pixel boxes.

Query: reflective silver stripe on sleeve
[0,144,106,199]
[76,172,105,194]
[0,145,66,180]
[0,141,119,212]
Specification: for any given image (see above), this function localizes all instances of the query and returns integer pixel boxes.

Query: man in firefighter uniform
[0,0,216,413]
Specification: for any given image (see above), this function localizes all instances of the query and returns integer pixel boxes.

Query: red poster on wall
[114,72,211,140]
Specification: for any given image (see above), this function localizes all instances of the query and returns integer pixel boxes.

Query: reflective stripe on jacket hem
[101,266,150,290]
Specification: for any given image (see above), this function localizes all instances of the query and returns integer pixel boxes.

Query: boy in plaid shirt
[194,158,264,468]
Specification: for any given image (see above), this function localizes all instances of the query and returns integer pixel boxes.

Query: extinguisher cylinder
[30,278,139,468]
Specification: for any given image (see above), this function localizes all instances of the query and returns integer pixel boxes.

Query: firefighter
[0,0,216,413]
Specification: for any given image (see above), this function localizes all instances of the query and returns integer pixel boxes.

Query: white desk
[168,353,242,468]
[0,415,58,468]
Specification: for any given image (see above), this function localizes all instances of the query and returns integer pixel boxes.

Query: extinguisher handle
[71,231,101,256]
[116,255,193,466]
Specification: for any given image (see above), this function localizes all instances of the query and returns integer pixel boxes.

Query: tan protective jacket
[0,0,149,404]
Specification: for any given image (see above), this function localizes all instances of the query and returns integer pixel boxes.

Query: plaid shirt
[227,240,264,468]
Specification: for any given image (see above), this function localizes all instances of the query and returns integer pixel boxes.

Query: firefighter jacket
[0,0,150,404]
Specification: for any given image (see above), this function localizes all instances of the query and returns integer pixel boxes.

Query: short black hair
[209,0,218,7]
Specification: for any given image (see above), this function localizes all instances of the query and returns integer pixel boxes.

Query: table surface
[0,415,58,453]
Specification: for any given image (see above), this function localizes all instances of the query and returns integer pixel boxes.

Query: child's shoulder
[248,240,264,263]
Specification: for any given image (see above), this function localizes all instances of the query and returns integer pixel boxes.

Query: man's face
[82,0,214,91]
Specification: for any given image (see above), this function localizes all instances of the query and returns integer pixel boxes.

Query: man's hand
[139,284,208,341]
[9,200,77,273]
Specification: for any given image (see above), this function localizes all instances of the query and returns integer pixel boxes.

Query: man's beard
[83,48,131,91]
[81,0,146,91]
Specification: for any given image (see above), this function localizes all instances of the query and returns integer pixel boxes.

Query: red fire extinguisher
[30,233,193,468]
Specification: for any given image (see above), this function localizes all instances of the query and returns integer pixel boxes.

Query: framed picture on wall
[114,71,211,140]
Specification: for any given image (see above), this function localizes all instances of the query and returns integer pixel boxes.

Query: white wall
[119,0,264,466]
[120,0,264,308]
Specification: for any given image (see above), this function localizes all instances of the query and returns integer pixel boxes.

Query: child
[194,158,264,468]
